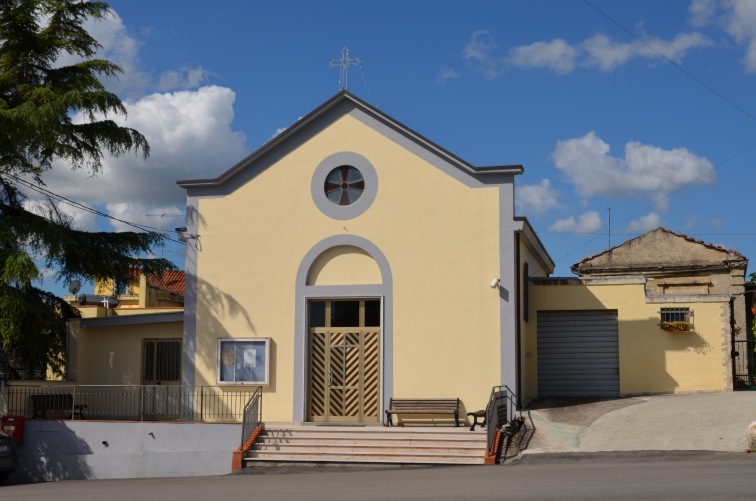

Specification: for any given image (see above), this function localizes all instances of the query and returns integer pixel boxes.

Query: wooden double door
[307,299,380,423]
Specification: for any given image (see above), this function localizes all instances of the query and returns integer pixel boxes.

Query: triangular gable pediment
[177,91,522,195]
[572,227,747,274]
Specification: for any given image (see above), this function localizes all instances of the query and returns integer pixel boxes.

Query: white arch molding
[293,234,393,422]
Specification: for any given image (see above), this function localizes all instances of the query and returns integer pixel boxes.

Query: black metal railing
[241,387,262,447]
[6,384,259,422]
[733,339,756,390]
[485,385,516,457]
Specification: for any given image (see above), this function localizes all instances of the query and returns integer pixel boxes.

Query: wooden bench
[31,394,87,419]
[385,398,460,427]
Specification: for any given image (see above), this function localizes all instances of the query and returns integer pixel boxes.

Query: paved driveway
[523,392,756,453]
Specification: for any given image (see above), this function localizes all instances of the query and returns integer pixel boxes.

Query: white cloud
[549,211,603,233]
[652,192,670,213]
[68,10,152,97]
[706,217,722,227]
[106,202,183,233]
[722,0,756,72]
[157,67,213,91]
[436,67,461,85]
[689,0,717,26]
[45,85,249,230]
[271,117,302,139]
[22,199,97,231]
[552,131,715,198]
[58,202,98,231]
[580,34,636,71]
[508,39,578,74]
[645,32,713,60]
[56,8,214,97]
[516,179,560,216]
[627,212,663,233]
[463,30,497,62]
[683,0,756,73]
[461,28,711,77]
[581,32,711,72]
[462,30,504,79]
[686,215,722,229]
[38,267,59,280]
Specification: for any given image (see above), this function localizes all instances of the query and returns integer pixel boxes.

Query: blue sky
[31,0,756,294]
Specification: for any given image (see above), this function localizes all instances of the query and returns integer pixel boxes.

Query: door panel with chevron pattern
[308,300,380,423]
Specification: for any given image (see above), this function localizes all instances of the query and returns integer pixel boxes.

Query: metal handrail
[6,384,258,422]
[241,386,262,448]
[485,385,517,457]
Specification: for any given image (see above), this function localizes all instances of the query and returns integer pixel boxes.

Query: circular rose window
[312,152,377,220]
[325,166,364,206]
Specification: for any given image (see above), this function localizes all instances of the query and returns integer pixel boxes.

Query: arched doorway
[294,236,393,423]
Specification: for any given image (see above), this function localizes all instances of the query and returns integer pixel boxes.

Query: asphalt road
[3,452,756,501]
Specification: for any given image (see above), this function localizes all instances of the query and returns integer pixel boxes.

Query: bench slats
[385,398,460,427]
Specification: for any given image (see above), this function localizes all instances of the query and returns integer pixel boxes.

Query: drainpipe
[514,232,522,408]
[730,296,737,390]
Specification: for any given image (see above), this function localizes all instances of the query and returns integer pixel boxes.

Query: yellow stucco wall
[517,237,551,404]
[308,246,381,285]
[525,279,728,401]
[73,320,183,386]
[194,114,503,420]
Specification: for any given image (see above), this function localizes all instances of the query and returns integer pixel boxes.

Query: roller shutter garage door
[537,310,619,397]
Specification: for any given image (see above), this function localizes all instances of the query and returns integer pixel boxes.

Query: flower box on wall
[660,321,693,332]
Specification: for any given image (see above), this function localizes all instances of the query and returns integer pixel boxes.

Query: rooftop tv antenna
[330,47,361,90]
[606,207,612,249]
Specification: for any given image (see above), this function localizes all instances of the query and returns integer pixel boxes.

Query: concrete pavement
[521,392,756,455]
[3,454,756,500]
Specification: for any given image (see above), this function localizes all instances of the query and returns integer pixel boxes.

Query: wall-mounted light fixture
[175,227,202,250]
[175,227,198,242]
[490,278,501,289]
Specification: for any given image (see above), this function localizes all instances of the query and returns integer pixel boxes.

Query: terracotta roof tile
[149,270,185,295]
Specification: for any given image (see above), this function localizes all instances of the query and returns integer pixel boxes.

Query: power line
[2,172,186,245]
[583,0,756,122]
[146,213,183,218]
[540,3,756,270]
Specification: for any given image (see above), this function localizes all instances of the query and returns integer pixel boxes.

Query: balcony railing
[6,384,261,422]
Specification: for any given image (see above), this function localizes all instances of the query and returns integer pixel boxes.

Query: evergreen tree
[0,0,174,378]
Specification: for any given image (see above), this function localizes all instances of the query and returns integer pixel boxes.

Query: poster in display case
[217,338,270,385]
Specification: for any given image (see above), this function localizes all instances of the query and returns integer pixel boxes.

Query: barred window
[142,339,182,384]
[660,307,691,323]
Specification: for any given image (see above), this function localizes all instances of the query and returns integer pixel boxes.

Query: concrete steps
[244,426,487,465]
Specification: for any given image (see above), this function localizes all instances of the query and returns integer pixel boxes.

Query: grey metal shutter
[537,310,619,397]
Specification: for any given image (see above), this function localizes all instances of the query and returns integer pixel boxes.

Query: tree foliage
[0,0,174,379]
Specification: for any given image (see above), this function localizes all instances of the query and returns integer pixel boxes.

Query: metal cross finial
[330,47,361,91]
